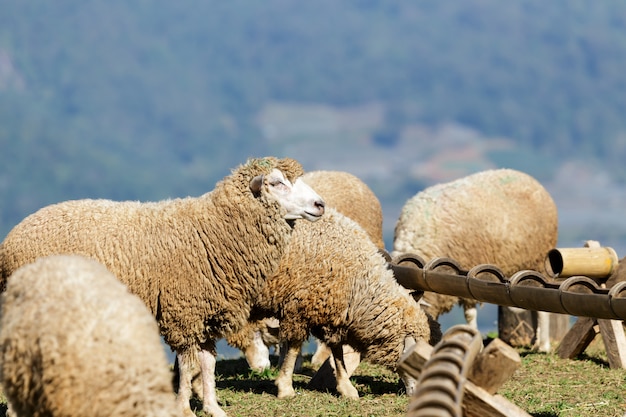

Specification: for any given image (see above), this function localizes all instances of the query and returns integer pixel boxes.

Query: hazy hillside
[2,0,626,250]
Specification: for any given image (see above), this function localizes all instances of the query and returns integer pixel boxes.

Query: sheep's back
[393,168,558,275]
[302,170,385,249]
[0,199,172,310]
[257,208,382,324]
[0,255,178,417]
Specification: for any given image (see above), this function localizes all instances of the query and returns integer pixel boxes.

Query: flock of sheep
[0,155,558,417]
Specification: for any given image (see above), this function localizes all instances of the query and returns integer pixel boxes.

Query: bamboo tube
[546,247,619,279]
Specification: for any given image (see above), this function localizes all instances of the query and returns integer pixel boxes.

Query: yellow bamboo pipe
[546,246,619,279]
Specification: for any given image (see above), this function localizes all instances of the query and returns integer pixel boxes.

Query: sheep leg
[244,330,272,372]
[311,340,332,366]
[275,341,302,399]
[535,311,551,352]
[330,344,359,399]
[175,350,200,417]
[464,305,478,328]
[198,341,227,417]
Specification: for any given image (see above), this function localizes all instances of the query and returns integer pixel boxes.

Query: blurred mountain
[2,0,626,251]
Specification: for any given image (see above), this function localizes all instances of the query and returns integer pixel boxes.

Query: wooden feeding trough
[390,242,626,370]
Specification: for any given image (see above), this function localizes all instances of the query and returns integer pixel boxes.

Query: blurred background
[2,0,626,357]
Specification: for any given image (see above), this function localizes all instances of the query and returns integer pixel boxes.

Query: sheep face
[251,168,325,222]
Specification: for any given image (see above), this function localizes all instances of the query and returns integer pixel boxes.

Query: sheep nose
[315,199,325,215]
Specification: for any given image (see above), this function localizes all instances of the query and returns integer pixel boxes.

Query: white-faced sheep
[0,254,179,417]
[232,169,387,371]
[246,207,440,399]
[0,157,325,417]
[392,168,558,352]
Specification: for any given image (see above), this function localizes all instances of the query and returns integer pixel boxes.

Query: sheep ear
[250,174,265,196]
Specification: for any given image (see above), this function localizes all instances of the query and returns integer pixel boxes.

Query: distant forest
[2,0,626,237]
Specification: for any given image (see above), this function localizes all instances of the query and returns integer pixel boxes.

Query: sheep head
[249,168,325,222]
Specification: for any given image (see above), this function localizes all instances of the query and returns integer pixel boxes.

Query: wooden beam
[598,319,626,369]
[556,317,598,360]
[468,338,521,395]
[461,386,531,417]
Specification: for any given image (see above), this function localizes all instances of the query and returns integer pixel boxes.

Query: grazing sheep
[0,157,325,417]
[392,168,558,352]
[236,169,387,371]
[0,254,179,417]
[248,207,439,399]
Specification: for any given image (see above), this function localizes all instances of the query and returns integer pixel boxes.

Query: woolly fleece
[0,255,178,417]
[255,207,438,368]
[393,168,558,319]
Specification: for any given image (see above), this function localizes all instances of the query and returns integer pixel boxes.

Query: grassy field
[187,337,626,417]
[1,338,624,416]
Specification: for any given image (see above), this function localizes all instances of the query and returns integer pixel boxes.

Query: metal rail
[390,253,626,321]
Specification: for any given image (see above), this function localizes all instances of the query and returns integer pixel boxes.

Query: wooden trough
[390,253,626,321]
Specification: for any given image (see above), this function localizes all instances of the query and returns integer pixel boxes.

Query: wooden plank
[397,340,434,380]
[468,338,521,395]
[598,319,626,369]
[462,386,532,417]
[556,317,598,359]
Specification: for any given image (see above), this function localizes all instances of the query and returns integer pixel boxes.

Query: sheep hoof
[182,409,198,417]
[202,405,228,417]
[276,380,296,399]
[337,383,360,399]
[277,387,296,399]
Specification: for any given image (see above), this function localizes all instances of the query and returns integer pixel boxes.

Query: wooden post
[557,316,626,369]
[598,319,626,369]
[467,338,521,395]
[556,316,597,360]
[498,306,535,347]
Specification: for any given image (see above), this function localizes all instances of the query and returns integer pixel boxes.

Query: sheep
[242,207,440,399]
[392,168,558,352]
[0,254,179,417]
[231,169,387,371]
[302,170,385,249]
[0,156,326,417]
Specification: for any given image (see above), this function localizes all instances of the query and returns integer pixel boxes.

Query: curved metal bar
[509,270,567,314]
[423,258,474,300]
[425,257,466,275]
[390,255,626,320]
[407,325,482,417]
[609,281,626,319]
[559,276,615,319]
[393,253,427,269]
[466,264,513,306]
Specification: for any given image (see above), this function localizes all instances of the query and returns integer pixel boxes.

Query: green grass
[195,339,626,417]
[1,340,625,416]
[500,340,626,417]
